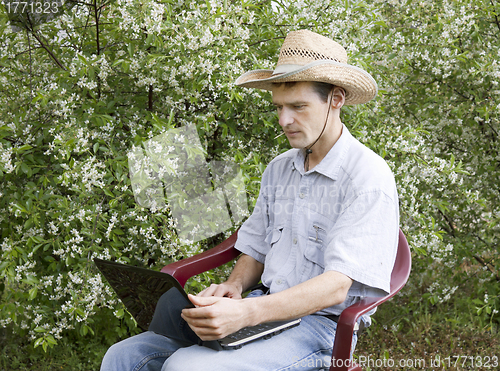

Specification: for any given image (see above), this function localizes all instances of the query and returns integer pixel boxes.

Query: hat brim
[235,60,378,105]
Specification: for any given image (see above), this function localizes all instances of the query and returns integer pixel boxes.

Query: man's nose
[278,108,294,127]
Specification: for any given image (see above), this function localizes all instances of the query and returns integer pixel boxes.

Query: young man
[101,29,399,370]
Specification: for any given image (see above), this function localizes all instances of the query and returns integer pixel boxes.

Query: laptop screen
[94,258,190,331]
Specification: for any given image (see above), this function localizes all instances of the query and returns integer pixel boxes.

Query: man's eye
[294,105,304,109]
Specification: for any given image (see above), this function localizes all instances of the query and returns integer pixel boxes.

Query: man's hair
[272,81,335,103]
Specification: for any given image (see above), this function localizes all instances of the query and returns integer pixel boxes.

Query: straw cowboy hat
[235,29,378,105]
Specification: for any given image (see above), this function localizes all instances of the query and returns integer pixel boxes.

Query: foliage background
[0,0,498,361]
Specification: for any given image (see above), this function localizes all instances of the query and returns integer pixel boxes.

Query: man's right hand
[196,282,242,299]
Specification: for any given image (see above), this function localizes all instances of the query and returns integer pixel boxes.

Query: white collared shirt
[235,124,399,316]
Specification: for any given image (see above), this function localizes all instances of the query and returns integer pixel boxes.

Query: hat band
[272,64,303,76]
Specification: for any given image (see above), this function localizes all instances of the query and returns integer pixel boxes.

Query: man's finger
[187,294,221,308]
[197,283,238,298]
[197,284,218,297]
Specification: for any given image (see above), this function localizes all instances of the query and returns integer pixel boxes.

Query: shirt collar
[292,123,353,180]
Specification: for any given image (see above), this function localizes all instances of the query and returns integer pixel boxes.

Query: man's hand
[181,294,249,340]
[180,254,263,340]
[196,282,242,299]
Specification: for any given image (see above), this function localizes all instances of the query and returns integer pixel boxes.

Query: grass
[1,298,498,370]
[0,329,107,371]
[355,298,499,370]
[356,323,499,370]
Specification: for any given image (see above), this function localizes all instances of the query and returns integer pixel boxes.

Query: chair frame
[161,229,411,371]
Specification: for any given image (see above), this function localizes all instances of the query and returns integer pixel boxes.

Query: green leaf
[46,335,57,345]
[0,261,9,272]
[21,162,30,174]
[28,287,38,300]
[78,54,89,65]
[34,337,44,348]
[16,144,33,153]
[104,188,115,197]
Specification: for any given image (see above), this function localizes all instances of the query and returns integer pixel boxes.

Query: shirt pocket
[301,223,327,281]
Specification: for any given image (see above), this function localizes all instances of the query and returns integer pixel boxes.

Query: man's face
[271,81,331,149]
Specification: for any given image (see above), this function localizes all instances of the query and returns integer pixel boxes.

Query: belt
[322,314,340,323]
[322,314,363,332]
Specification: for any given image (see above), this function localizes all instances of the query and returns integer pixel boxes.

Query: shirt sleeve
[324,189,399,296]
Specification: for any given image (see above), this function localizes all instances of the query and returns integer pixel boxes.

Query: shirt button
[299,192,305,198]
[276,279,283,285]
[293,238,298,244]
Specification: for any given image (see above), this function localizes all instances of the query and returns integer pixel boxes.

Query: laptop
[94,258,301,350]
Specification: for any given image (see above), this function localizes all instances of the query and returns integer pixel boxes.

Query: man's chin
[286,137,305,148]
[287,139,308,149]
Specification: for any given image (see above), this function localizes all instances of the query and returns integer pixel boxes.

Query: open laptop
[94,258,301,350]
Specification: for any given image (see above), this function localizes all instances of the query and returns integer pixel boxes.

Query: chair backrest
[390,229,412,295]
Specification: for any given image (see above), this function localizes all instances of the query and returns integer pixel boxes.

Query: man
[101,29,399,370]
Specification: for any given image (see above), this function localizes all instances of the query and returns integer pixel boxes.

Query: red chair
[161,229,411,371]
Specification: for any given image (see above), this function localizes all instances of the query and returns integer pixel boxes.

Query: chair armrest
[160,230,240,287]
[330,296,388,371]
[330,229,411,371]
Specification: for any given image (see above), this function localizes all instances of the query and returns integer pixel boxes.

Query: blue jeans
[100,291,357,371]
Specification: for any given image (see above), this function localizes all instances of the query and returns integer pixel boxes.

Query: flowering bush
[366,0,500,329]
[0,0,498,352]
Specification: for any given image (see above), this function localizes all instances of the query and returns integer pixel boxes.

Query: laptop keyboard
[227,322,279,340]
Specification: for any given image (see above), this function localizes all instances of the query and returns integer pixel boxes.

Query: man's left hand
[181,294,248,340]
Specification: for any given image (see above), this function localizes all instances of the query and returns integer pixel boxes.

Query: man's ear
[331,87,346,109]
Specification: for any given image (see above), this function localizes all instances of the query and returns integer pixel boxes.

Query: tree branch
[94,0,100,55]
[80,5,93,52]
[24,14,66,70]
[437,209,457,237]
[26,29,33,103]
[490,0,500,33]
[473,254,500,282]
[30,30,66,70]
[148,85,153,111]
[248,36,286,47]
[94,0,102,98]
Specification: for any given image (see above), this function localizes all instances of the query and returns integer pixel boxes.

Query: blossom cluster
[1,0,498,351]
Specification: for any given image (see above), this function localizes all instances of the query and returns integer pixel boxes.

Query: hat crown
[277,29,348,67]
